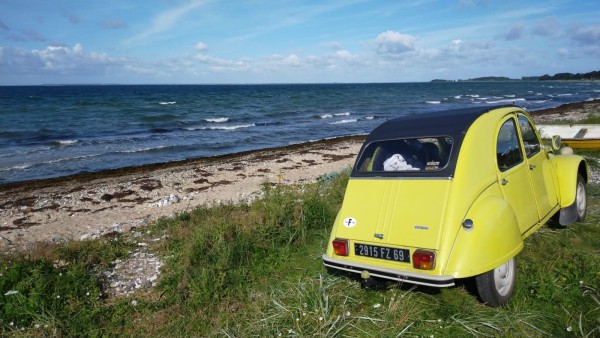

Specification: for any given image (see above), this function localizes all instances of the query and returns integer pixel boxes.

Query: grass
[2,163,600,337]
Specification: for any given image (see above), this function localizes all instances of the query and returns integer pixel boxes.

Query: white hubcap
[494,259,514,296]
[576,181,586,218]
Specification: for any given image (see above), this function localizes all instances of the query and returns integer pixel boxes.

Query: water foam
[159,101,176,105]
[205,117,229,123]
[56,140,79,145]
[329,119,357,125]
[186,124,255,131]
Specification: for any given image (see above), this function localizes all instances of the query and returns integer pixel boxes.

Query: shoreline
[3,99,599,190]
[1,99,599,251]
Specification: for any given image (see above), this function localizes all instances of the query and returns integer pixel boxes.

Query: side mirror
[551,135,561,151]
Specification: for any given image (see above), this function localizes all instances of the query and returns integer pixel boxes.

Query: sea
[1,82,600,184]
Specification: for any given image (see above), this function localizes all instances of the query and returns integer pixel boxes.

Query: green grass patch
[2,166,600,336]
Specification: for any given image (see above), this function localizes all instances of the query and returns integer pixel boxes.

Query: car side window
[497,118,524,172]
[518,114,541,158]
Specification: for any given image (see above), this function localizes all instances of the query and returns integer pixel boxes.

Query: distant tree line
[431,70,600,82]
[536,70,600,81]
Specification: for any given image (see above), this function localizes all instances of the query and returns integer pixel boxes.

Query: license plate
[354,243,410,263]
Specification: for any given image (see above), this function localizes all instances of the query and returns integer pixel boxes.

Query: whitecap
[556,93,573,96]
[320,114,333,119]
[0,163,33,172]
[119,145,168,154]
[187,124,255,131]
[205,117,229,123]
[159,101,176,105]
[504,94,515,98]
[334,112,351,116]
[485,98,526,104]
[426,101,441,104]
[365,116,375,120]
[454,95,462,99]
[56,140,79,145]
[329,119,357,125]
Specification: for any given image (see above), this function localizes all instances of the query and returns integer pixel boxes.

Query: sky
[0,0,599,85]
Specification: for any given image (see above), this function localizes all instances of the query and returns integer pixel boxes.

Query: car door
[496,116,539,234]
[517,114,559,220]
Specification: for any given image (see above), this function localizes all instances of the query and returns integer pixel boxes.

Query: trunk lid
[334,178,452,250]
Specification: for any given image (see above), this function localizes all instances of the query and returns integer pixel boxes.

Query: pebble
[150,194,181,207]
[102,249,163,296]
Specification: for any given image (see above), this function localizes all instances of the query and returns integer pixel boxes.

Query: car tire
[575,174,587,222]
[475,257,516,307]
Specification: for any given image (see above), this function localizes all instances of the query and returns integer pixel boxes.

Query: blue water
[1,82,599,184]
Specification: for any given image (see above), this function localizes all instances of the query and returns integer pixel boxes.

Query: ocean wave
[205,117,229,123]
[504,94,515,98]
[319,114,333,119]
[118,146,169,154]
[365,116,375,120]
[426,101,441,104]
[159,101,176,105]
[186,124,255,131]
[335,112,351,116]
[53,139,79,146]
[329,119,357,125]
[0,163,33,172]
[485,98,526,104]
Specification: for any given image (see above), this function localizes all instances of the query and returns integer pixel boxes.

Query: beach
[2,99,600,252]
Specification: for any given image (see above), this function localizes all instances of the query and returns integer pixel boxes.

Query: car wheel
[475,257,516,307]
[576,174,587,222]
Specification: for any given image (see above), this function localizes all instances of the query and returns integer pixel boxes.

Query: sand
[2,100,600,252]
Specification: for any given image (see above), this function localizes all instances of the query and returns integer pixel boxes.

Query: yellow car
[323,105,588,306]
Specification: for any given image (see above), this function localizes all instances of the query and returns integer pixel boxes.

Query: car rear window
[356,137,453,173]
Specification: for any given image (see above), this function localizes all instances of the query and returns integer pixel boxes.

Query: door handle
[502,179,508,185]
[529,164,536,170]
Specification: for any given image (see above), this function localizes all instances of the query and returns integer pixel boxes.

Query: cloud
[194,53,249,71]
[320,42,343,50]
[24,29,46,42]
[374,31,416,55]
[0,20,9,31]
[62,11,81,24]
[532,16,559,37]
[569,25,600,45]
[194,41,208,51]
[501,24,526,41]
[0,43,141,82]
[124,0,206,44]
[102,20,128,30]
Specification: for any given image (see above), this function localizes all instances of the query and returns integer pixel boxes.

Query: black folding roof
[353,105,520,178]
[365,105,508,143]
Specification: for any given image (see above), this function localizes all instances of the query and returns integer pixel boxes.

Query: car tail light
[412,250,436,270]
[332,239,349,256]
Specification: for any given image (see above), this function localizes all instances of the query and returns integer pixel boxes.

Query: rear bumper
[323,254,455,288]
